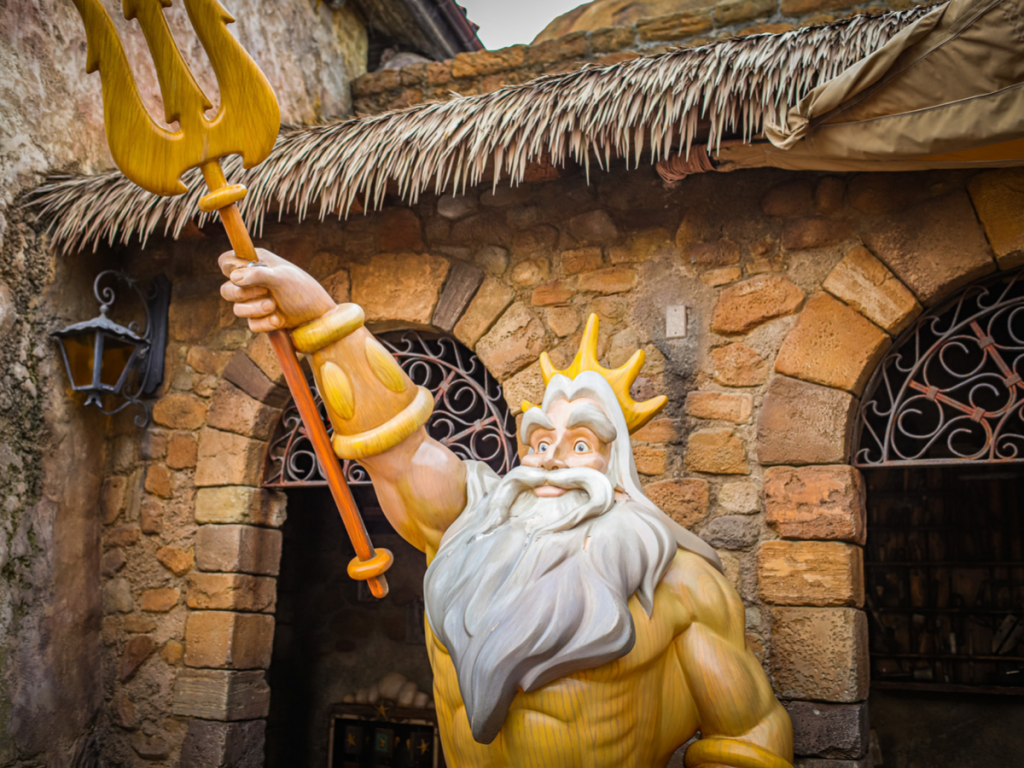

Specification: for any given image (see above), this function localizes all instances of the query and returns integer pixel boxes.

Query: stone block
[578,267,637,295]
[121,635,155,682]
[501,363,545,416]
[634,445,667,475]
[701,515,760,550]
[197,524,282,576]
[173,669,271,720]
[475,303,547,379]
[757,376,856,466]
[153,393,208,430]
[167,432,199,469]
[433,260,485,332]
[643,479,710,528]
[180,719,267,768]
[194,487,287,528]
[157,545,194,576]
[375,208,424,252]
[511,259,551,287]
[758,541,864,607]
[451,46,526,78]
[968,168,1024,268]
[637,10,713,41]
[102,476,128,524]
[770,607,869,702]
[561,247,604,274]
[711,276,805,334]
[546,307,580,337]
[187,345,231,376]
[145,464,173,499]
[223,352,289,408]
[765,465,865,543]
[719,481,760,514]
[527,31,588,64]
[775,292,891,395]
[782,218,852,250]
[206,382,282,441]
[700,267,742,287]
[454,277,515,348]
[815,177,846,215]
[351,69,399,97]
[685,239,741,267]
[103,578,133,614]
[632,418,678,443]
[187,573,277,613]
[823,246,922,335]
[106,524,140,548]
[591,25,635,52]
[351,253,450,325]
[101,548,127,576]
[124,614,156,633]
[532,281,574,306]
[141,587,180,613]
[685,392,753,423]
[685,428,750,474]
[245,332,285,386]
[133,732,169,759]
[761,180,815,218]
[781,0,859,13]
[437,193,478,221]
[162,639,184,664]
[477,245,510,275]
[568,210,619,244]
[195,428,266,488]
[786,700,869,759]
[185,611,275,669]
[608,228,675,264]
[862,192,994,306]
[712,343,769,387]
[715,0,776,24]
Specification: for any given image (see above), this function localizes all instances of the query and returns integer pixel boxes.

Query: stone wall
[0,1,367,763]
[352,0,930,115]
[87,159,1024,766]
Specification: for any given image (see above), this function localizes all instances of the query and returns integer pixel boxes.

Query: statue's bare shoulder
[659,548,746,647]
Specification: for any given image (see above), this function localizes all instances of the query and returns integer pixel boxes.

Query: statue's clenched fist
[219,249,336,333]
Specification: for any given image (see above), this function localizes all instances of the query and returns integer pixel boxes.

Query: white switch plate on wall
[666,305,687,339]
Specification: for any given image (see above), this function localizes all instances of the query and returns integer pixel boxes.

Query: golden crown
[521,314,667,434]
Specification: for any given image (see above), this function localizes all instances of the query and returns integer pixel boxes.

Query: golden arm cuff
[685,739,794,768]
[292,303,365,354]
[332,386,434,460]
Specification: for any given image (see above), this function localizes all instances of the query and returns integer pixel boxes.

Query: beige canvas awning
[713,0,1024,172]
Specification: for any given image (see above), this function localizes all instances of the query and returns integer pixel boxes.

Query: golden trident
[71,0,393,597]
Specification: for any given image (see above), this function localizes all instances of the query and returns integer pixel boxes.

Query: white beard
[423,466,678,744]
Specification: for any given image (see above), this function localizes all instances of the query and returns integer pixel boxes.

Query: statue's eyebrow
[520,408,556,443]
[566,403,617,443]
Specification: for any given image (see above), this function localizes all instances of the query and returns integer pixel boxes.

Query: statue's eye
[574,440,590,454]
[537,441,550,453]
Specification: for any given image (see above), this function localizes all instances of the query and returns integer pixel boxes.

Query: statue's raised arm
[219,249,467,558]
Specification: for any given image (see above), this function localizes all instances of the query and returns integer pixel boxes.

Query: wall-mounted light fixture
[52,270,170,426]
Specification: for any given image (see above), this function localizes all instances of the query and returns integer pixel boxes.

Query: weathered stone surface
[532,280,574,306]
[477,245,510,275]
[194,487,287,528]
[144,464,172,499]
[632,419,678,443]
[195,428,266,488]
[823,246,922,335]
[712,342,770,387]
[101,548,127,576]
[152,394,208,430]
[351,253,450,324]
[701,267,742,287]
[141,587,180,613]
[375,208,423,252]
[561,247,604,274]
[715,0,776,25]
[711,276,805,334]
[223,351,289,407]
[187,573,277,613]
[121,635,155,682]
[770,607,869,702]
[719,481,760,515]
[757,376,856,466]
[637,10,713,40]
[862,192,995,306]
[187,346,229,377]
[787,701,869,759]
[511,258,551,287]
[782,218,852,250]
[765,465,866,543]
[106,524,141,549]
[775,293,891,395]
[758,541,864,607]
[685,239,741,267]
[633,446,667,475]
[167,432,199,470]
[437,193,479,221]
[102,475,128,524]
[685,392,753,423]
[644,480,710,528]
[546,306,580,337]
[139,501,163,535]
[124,614,156,633]
[245,332,285,386]
[161,640,185,665]
[685,428,750,474]
[132,732,169,759]
[451,45,526,78]
[433,260,485,331]
[186,611,274,670]
[701,515,760,550]
[501,364,545,416]
[454,277,515,348]
[196,525,282,576]
[173,669,271,720]
[180,718,267,768]
[157,545,194,576]
[761,180,815,218]
[578,267,637,295]
[968,168,1024,268]
[569,210,619,244]
[847,172,928,215]
[608,228,675,264]
[815,177,846,215]
[206,382,282,441]
[475,303,547,379]
[103,578,133,614]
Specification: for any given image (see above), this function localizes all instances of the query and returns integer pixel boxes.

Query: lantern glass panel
[62,331,98,389]
[100,335,137,388]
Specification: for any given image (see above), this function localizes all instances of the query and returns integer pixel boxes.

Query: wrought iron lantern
[52,270,170,426]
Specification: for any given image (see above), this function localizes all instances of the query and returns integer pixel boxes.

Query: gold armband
[685,739,793,768]
[292,303,365,354]
[332,386,434,460]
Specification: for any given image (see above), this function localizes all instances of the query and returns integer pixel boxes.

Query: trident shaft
[71,0,391,597]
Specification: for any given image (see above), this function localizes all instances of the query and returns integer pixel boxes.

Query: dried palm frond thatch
[32,6,931,255]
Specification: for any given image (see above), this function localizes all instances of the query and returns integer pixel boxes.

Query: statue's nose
[541,451,567,471]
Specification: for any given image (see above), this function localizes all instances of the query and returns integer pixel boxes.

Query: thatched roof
[32,6,930,255]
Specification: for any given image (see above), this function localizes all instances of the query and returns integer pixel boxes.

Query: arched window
[263,330,519,488]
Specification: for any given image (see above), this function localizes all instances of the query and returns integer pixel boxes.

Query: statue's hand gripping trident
[70,0,392,596]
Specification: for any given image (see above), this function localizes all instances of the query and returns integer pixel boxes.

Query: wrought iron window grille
[264,331,519,488]
[854,267,1024,467]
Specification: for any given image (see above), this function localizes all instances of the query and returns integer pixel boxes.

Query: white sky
[458,1,588,50]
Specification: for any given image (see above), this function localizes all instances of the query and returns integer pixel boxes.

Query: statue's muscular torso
[427,550,772,768]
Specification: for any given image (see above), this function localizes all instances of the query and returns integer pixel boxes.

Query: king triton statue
[219,249,794,768]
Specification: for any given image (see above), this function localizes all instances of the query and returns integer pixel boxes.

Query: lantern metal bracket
[52,270,170,427]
